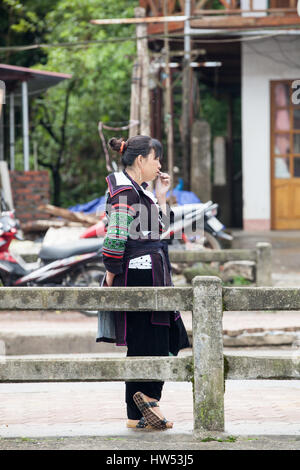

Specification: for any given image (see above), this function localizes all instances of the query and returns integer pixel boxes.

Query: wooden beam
[90,16,187,25]
[189,15,300,28]
[148,14,300,33]
[148,21,185,34]
[193,8,298,14]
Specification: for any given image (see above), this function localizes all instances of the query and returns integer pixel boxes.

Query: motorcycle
[177,201,233,250]
[0,211,105,288]
[80,200,233,250]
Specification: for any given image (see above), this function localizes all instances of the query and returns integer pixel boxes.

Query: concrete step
[1,307,300,354]
[1,328,300,355]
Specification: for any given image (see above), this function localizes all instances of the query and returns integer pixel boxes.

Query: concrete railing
[169,242,273,286]
[0,277,299,434]
[16,241,273,286]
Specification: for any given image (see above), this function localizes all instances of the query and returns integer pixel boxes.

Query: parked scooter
[179,201,233,250]
[0,211,105,287]
[80,200,233,249]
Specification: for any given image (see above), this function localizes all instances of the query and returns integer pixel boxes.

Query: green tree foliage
[1,0,138,207]
[0,0,57,66]
[199,83,229,139]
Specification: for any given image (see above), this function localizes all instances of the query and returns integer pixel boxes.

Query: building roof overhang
[0,64,72,103]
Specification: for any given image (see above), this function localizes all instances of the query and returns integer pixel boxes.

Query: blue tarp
[166,189,201,205]
[68,196,107,214]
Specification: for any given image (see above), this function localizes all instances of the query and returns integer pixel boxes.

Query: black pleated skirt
[125,268,169,420]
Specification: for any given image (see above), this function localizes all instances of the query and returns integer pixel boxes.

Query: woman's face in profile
[140,149,162,182]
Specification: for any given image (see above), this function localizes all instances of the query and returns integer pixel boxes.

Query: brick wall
[9,171,51,225]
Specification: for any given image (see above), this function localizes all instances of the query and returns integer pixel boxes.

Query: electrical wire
[1,26,300,53]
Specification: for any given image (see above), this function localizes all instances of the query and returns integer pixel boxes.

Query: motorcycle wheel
[70,265,105,317]
[191,231,222,250]
[203,231,222,250]
[70,264,105,287]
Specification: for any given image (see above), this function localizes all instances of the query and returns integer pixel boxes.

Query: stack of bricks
[9,171,51,225]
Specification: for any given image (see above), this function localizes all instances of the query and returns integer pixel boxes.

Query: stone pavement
[0,353,299,437]
[0,376,299,449]
[1,305,300,355]
[231,229,300,275]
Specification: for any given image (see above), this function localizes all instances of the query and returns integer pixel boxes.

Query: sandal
[127,416,155,429]
[133,392,173,430]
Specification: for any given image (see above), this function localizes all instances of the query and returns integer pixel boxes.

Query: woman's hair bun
[108,137,128,155]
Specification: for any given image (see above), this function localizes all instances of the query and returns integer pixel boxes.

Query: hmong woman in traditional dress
[99,135,190,430]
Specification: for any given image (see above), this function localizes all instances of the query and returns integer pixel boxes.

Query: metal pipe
[184,0,191,62]
[0,109,3,162]
[9,93,15,170]
[22,81,30,171]
[0,83,4,161]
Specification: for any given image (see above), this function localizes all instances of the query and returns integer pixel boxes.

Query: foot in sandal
[127,417,155,429]
[133,392,173,430]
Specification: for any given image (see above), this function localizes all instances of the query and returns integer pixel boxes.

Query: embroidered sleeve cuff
[103,255,124,274]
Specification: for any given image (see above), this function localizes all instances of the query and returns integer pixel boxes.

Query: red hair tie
[119,141,125,154]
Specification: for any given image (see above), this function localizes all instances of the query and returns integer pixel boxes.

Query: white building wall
[242,35,300,230]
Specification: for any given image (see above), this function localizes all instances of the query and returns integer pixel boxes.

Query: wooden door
[271,80,300,229]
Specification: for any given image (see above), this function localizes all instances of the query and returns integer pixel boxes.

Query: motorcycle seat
[39,238,103,261]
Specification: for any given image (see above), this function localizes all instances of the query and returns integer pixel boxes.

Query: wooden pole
[181,0,191,190]
[163,0,174,191]
[90,16,187,25]
[129,60,141,138]
[135,7,150,137]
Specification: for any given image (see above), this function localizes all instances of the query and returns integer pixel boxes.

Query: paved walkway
[0,353,299,439]
[231,229,300,274]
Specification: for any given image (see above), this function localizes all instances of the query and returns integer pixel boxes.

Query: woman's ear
[136,155,143,167]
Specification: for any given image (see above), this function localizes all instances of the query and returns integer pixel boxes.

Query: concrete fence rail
[16,241,273,286]
[169,241,272,286]
[0,274,299,434]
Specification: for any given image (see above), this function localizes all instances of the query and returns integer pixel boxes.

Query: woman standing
[99,135,189,430]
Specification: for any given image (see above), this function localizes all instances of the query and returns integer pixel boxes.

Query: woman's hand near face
[155,172,170,201]
[155,172,171,216]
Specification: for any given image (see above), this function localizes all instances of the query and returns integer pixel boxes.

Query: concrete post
[256,242,272,286]
[191,120,211,202]
[192,276,224,432]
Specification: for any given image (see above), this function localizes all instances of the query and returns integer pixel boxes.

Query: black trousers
[125,268,169,420]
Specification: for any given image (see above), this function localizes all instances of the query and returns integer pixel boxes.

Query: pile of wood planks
[21,204,102,233]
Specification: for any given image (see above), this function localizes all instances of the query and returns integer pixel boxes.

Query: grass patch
[201,435,237,443]
[104,437,126,441]
[223,276,252,286]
